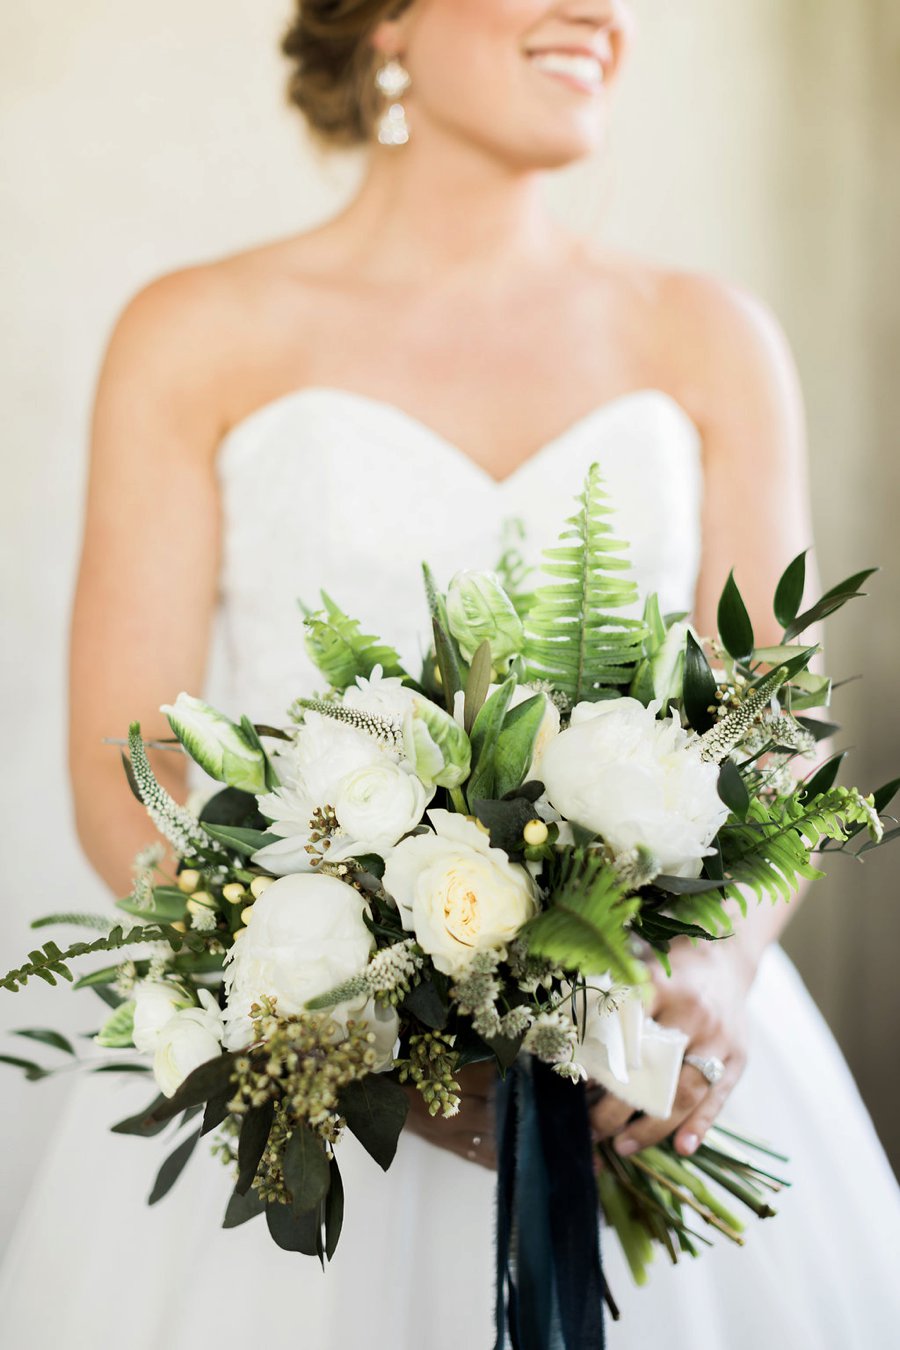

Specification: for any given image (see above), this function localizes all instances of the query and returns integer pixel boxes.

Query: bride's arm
[592,273,833,1158]
[69,271,230,898]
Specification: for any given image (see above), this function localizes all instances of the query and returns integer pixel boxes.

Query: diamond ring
[684,1053,726,1086]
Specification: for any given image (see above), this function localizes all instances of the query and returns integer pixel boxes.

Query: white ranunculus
[152,990,224,1098]
[540,697,729,878]
[252,709,433,875]
[382,809,537,976]
[566,976,689,1119]
[331,760,428,859]
[132,981,190,1053]
[222,872,375,1050]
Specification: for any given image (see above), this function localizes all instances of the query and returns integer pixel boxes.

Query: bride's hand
[402,1061,497,1171]
[590,937,756,1158]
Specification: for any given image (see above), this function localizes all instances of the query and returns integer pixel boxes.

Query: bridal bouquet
[3,465,896,1339]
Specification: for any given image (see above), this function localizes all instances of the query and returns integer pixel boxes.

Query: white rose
[382,809,537,976]
[132,981,190,1053]
[222,872,375,1050]
[331,760,429,860]
[153,990,224,1098]
[540,697,728,878]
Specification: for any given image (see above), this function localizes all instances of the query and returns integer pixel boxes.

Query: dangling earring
[375,57,411,146]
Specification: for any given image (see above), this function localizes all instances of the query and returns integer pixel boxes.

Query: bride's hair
[282,0,414,147]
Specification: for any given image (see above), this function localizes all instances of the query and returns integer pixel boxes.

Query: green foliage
[30,913,114,933]
[719,787,877,902]
[523,849,644,985]
[717,571,755,661]
[522,463,647,706]
[338,1074,410,1171]
[148,1128,201,1205]
[0,923,212,994]
[303,591,407,690]
[773,550,808,629]
[466,675,517,801]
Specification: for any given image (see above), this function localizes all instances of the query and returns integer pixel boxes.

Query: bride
[3,1,898,1346]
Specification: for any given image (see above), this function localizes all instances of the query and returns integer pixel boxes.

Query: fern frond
[720,787,875,903]
[522,850,644,985]
[522,464,646,706]
[1,923,211,994]
[303,591,407,691]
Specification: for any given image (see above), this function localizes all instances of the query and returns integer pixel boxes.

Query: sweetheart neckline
[216,384,702,488]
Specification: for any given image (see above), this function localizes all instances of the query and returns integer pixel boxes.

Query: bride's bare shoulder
[99,234,323,441]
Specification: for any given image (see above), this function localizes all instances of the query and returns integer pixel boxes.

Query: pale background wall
[1,0,897,1255]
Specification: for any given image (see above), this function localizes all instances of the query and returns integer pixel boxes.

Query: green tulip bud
[161,693,268,794]
[403,698,472,789]
[445,570,524,667]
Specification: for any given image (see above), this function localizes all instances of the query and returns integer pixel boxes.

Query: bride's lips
[525,46,607,96]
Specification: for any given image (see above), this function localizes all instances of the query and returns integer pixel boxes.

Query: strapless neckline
[217,384,702,489]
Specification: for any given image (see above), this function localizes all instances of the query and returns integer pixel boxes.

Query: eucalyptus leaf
[112,1093,172,1137]
[324,1156,345,1260]
[12,1028,76,1056]
[283,1123,331,1215]
[339,1075,409,1171]
[223,1185,266,1228]
[400,978,448,1031]
[0,1053,49,1081]
[147,1052,240,1125]
[266,1200,322,1255]
[236,1099,275,1195]
[148,1128,201,1205]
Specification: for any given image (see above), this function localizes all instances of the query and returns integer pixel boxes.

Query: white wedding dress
[3,387,899,1349]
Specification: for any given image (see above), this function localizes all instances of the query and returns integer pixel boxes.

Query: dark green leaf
[324,1156,345,1260]
[283,1124,331,1215]
[796,715,841,743]
[121,749,142,803]
[266,1200,322,1255]
[683,632,718,733]
[717,759,750,819]
[470,795,537,856]
[399,978,448,1031]
[782,568,878,642]
[717,570,754,661]
[236,1099,275,1195]
[651,876,727,896]
[223,1185,266,1228]
[484,1031,525,1071]
[147,1052,240,1125]
[800,753,846,801]
[12,1028,76,1056]
[148,1128,201,1204]
[199,786,267,829]
[339,1075,409,1171]
[773,550,808,629]
[505,778,545,804]
[0,1053,49,1080]
[467,675,517,802]
[856,826,900,855]
[112,1093,172,1136]
[199,824,279,856]
[872,777,900,815]
[463,640,493,734]
[201,1086,232,1137]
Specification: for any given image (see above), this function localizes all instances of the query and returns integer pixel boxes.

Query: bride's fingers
[610,1060,715,1156]
[672,1051,746,1155]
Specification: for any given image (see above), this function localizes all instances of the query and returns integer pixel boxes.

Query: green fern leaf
[303,591,407,691]
[522,849,644,985]
[0,923,212,994]
[522,463,646,706]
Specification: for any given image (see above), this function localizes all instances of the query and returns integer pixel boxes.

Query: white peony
[252,710,432,874]
[382,809,538,976]
[132,981,190,1053]
[540,697,728,878]
[566,976,689,1119]
[222,872,379,1051]
[152,990,224,1098]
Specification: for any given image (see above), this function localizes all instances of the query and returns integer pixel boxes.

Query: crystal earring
[375,57,411,146]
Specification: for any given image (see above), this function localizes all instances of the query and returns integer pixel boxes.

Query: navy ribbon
[494,1057,606,1350]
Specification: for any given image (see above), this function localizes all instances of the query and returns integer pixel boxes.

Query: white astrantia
[252,709,432,875]
[152,990,225,1098]
[222,872,398,1069]
[540,697,729,879]
[382,809,538,976]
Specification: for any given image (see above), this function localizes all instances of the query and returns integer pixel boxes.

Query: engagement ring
[684,1054,726,1086]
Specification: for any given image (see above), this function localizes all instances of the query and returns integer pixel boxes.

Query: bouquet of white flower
[3,464,896,1344]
